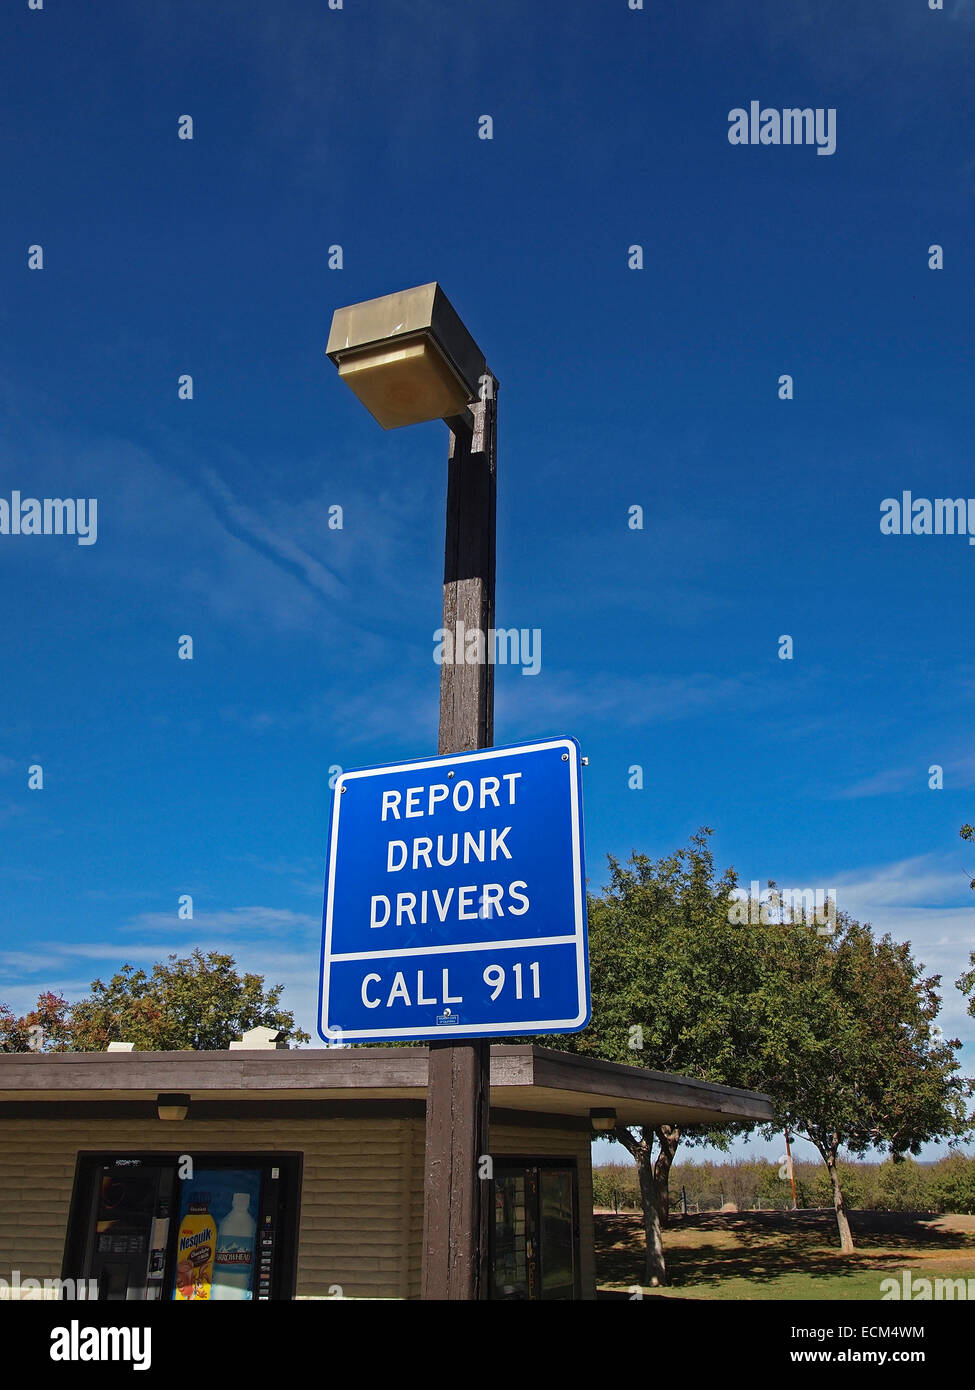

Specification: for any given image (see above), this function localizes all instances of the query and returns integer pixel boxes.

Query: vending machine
[490,1159,580,1299]
[63,1152,300,1302]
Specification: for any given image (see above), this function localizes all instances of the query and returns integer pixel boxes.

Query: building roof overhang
[0,1045,771,1128]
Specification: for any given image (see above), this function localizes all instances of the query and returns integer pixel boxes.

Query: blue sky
[2,0,975,1165]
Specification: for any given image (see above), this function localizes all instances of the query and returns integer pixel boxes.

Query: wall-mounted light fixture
[589,1108,617,1132]
[156,1093,190,1122]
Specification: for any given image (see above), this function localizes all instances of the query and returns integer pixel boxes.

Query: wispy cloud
[120,906,319,936]
[0,419,442,651]
[838,750,975,800]
[496,666,779,735]
[825,856,975,1040]
[833,856,975,910]
[200,467,346,603]
[0,914,325,1039]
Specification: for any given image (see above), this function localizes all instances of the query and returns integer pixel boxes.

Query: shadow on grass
[595,1210,975,1294]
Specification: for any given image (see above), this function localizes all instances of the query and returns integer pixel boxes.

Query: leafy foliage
[548,830,755,1282]
[611,1152,975,1215]
[960,824,975,892]
[592,1163,641,1213]
[550,830,754,1085]
[0,950,310,1052]
[556,830,970,1268]
[747,911,968,1250]
[752,913,969,1161]
[929,1152,975,1215]
[0,992,73,1052]
[955,825,975,1007]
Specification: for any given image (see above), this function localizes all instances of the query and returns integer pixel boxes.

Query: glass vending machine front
[65,1153,298,1302]
[490,1161,580,1300]
[86,1162,174,1301]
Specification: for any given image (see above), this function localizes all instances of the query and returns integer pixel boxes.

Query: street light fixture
[326,283,498,1301]
[326,282,488,430]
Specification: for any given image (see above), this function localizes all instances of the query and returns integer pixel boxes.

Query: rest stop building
[0,1040,770,1299]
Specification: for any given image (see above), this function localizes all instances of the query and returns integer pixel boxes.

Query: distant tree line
[593,1153,975,1217]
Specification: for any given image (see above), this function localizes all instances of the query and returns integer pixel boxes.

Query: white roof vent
[229,1026,288,1051]
[106,1041,135,1052]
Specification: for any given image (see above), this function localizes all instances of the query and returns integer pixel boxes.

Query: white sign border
[318,736,588,1043]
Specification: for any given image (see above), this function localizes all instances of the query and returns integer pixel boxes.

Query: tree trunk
[614,1125,666,1286]
[652,1125,681,1227]
[637,1157,666,1285]
[824,1150,855,1253]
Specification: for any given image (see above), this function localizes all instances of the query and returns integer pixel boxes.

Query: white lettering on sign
[369,881,530,928]
[361,969,465,1009]
[358,961,543,1012]
[380,773,521,821]
[385,827,513,872]
[372,776,528,935]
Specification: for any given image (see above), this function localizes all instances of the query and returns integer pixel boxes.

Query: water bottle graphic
[211,1192,257,1300]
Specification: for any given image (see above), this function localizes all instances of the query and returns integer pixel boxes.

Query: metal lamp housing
[156,1092,190,1121]
[326,283,487,430]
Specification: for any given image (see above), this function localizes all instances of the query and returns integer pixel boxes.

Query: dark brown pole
[420,379,497,1300]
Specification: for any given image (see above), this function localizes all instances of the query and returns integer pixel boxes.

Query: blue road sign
[318,736,588,1043]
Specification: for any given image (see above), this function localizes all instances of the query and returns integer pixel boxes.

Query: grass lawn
[595,1209,975,1300]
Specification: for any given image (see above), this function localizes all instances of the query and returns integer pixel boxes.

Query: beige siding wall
[0,1113,594,1300]
[0,1116,416,1300]
[404,1116,426,1300]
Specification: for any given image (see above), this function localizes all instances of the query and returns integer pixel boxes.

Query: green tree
[592,1163,639,1213]
[808,1159,877,1211]
[0,951,310,1052]
[960,824,975,891]
[954,826,975,1008]
[929,1153,975,1215]
[752,914,968,1252]
[69,950,310,1050]
[0,992,73,1052]
[553,831,971,1277]
[757,1159,814,1210]
[549,831,760,1285]
[874,1157,931,1212]
[671,1159,718,1211]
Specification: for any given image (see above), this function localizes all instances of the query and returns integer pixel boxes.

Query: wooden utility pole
[420,381,498,1301]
